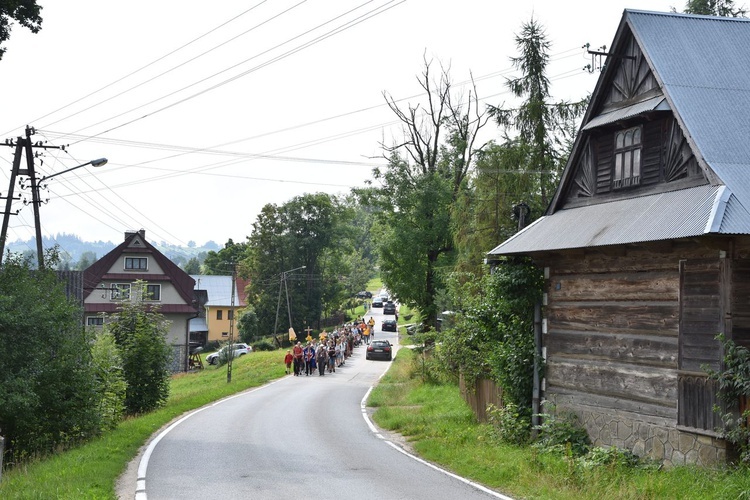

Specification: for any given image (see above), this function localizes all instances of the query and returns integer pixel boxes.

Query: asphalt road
[133,304,510,500]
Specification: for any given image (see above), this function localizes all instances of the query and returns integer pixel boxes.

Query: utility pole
[0,126,65,268]
[273,265,306,347]
[227,262,237,383]
[273,272,284,348]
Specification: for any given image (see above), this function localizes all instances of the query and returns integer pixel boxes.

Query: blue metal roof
[582,96,668,130]
[628,10,750,219]
[190,274,245,307]
[490,10,750,257]
[489,185,733,255]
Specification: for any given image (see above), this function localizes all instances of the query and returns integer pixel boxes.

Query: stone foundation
[553,402,728,466]
[170,344,187,373]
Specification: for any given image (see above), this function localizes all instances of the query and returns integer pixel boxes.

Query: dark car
[381,319,398,332]
[356,290,373,299]
[383,301,396,315]
[372,297,383,308]
[366,340,392,361]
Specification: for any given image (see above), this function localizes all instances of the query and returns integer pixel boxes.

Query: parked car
[406,324,423,336]
[356,290,372,299]
[383,301,396,315]
[372,297,383,308]
[206,343,251,365]
[366,340,393,361]
[379,292,390,301]
[381,319,398,332]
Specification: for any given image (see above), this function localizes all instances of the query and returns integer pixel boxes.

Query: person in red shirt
[292,342,304,376]
[284,350,293,375]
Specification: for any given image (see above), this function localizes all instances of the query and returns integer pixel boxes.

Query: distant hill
[5,233,222,269]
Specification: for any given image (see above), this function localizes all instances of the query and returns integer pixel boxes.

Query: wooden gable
[558,27,706,210]
[601,36,659,109]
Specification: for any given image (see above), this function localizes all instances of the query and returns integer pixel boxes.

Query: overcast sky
[0,0,677,251]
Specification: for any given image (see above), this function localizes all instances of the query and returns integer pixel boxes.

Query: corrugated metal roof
[582,96,668,130]
[488,185,722,256]
[490,11,750,258]
[628,11,750,215]
[190,274,245,307]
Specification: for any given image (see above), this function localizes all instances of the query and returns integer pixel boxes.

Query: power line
[56,1,403,144]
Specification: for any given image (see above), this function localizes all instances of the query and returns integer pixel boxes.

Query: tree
[104,281,172,415]
[245,193,348,335]
[374,59,488,327]
[0,0,43,61]
[682,0,746,16]
[0,251,100,463]
[203,239,248,275]
[453,139,536,274]
[76,250,97,270]
[488,18,586,209]
[237,307,259,343]
[440,260,543,416]
[183,256,201,274]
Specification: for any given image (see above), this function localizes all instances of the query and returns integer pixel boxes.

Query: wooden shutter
[677,258,725,430]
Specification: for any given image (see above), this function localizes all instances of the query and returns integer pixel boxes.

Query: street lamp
[38,157,108,183]
[30,158,109,269]
[273,265,306,346]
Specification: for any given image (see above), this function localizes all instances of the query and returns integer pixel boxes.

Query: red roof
[83,230,196,313]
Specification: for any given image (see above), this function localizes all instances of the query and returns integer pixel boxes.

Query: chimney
[124,229,146,241]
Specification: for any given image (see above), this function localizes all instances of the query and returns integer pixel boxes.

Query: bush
[533,402,591,457]
[90,330,126,431]
[705,334,750,464]
[252,339,276,351]
[576,445,643,469]
[204,340,221,352]
[238,308,259,344]
[487,402,531,445]
[0,252,100,464]
[105,281,172,415]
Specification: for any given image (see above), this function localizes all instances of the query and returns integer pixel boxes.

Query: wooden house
[488,10,750,465]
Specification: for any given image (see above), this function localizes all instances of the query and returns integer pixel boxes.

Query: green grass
[0,350,286,499]
[366,276,382,293]
[369,349,750,500]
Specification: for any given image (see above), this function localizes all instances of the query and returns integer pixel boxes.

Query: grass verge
[0,350,286,499]
[369,348,750,500]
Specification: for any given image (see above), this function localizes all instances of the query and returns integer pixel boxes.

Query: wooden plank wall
[732,260,750,349]
[543,245,712,421]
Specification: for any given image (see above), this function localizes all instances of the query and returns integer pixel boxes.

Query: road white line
[135,377,285,499]
[359,368,514,500]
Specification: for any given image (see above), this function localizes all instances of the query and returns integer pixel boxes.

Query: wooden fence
[459,374,503,423]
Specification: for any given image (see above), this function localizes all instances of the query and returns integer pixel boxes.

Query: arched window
[613,126,642,188]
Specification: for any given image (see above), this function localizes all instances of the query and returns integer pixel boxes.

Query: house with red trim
[83,230,198,372]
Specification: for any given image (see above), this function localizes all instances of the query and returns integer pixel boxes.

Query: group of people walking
[283,318,375,376]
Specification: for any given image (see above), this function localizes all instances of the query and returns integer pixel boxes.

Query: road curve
[132,312,511,500]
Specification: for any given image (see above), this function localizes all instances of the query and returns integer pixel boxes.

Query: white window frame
[613,126,642,189]
[145,284,161,301]
[111,283,131,300]
[124,257,148,270]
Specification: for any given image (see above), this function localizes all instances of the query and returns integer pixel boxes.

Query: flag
[288,327,296,341]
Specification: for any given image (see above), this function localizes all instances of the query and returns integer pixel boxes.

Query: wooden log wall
[540,242,725,424]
